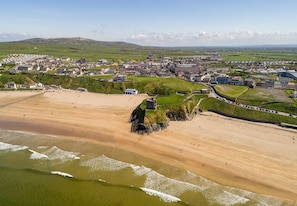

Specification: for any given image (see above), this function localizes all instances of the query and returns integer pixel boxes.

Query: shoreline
[0,90,297,203]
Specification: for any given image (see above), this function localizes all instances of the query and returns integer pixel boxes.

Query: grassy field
[262,102,297,115]
[155,94,185,105]
[214,84,248,100]
[237,87,293,105]
[221,49,297,62]
[200,97,297,125]
[0,39,206,62]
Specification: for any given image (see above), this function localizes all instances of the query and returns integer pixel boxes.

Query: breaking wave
[51,171,73,178]
[141,187,181,203]
[43,146,80,161]
[0,142,28,152]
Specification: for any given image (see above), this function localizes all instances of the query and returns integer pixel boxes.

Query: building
[17,64,33,73]
[216,76,229,84]
[124,88,138,95]
[146,98,157,110]
[278,71,297,80]
[4,81,17,89]
[244,78,256,88]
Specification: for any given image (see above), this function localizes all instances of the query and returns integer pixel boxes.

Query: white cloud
[123,30,297,46]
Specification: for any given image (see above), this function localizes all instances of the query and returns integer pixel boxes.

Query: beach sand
[0,90,297,203]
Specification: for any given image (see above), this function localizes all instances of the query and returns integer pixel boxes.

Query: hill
[0,37,152,62]
[20,37,141,48]
[0,37,208,61]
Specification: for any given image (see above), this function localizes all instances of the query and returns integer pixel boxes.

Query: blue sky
[1,0,297,46]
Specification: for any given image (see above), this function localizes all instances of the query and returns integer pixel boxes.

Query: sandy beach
[0,90,297,203]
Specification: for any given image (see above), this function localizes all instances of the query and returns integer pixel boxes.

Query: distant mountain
[20,37,141,48]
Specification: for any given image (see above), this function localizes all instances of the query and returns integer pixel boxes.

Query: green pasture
[127,76,207,95]
[0,40,205,62]
[156,95,185,105]
[200,97,297,125]
[221,49,297,62]
[237,87,293,106]
[214,84,248,100]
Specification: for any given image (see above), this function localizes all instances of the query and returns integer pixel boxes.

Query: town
[1,53,297,93]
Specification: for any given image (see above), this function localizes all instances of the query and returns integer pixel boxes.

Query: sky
[1,0,297,46]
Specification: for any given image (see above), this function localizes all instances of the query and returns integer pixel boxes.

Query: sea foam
[132,165,203,196]
[29,149,48,160]
[141,187,181,203]
[0,142,28,152]
[51,171,73,178]
[81,155,131,172]
[213,190,250,206]
[43,146,80,161]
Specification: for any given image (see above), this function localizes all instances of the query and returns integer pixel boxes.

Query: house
[274,81,282,89]
[17,64,33,73]
[229,77,244,86]
[113,74,126,82]
[103,68,116,74]
[244,78,256,88]
[124,88,138,95]
[288,82,296,90]
[99,59,108,64]
[264,80,275,88]
[4,81,17,89]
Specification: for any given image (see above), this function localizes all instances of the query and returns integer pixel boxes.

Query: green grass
[237,87,290,106]
[127,76,207,95]
[156,95,185,105]
[142,94,207,125]
[86,74,114,80]
[221,49,297,62]
[0,40,206,62]
[214,85,248,100]
[200,97,297,125]
[262,103,297,115]
[1,73,208,96]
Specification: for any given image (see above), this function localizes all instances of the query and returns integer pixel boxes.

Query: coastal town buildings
[1,53,297,90]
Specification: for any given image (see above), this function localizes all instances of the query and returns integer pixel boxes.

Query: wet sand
[0,90,296,203]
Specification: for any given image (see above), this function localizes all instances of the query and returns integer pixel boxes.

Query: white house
[4,82,17,89]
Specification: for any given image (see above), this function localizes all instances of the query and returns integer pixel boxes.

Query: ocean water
[0,130,290,206]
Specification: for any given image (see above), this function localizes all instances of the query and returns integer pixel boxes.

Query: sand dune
[0,90,296,203]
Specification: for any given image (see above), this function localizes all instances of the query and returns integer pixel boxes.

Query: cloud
[0,32,36,42]
[123,30,297,46]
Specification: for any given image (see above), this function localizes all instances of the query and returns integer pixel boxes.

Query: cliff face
[129,107,169,134]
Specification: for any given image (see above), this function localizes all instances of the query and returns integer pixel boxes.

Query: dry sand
[0,90,297,203]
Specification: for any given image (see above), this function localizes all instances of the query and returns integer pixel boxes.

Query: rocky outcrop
[129,107,169,135]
